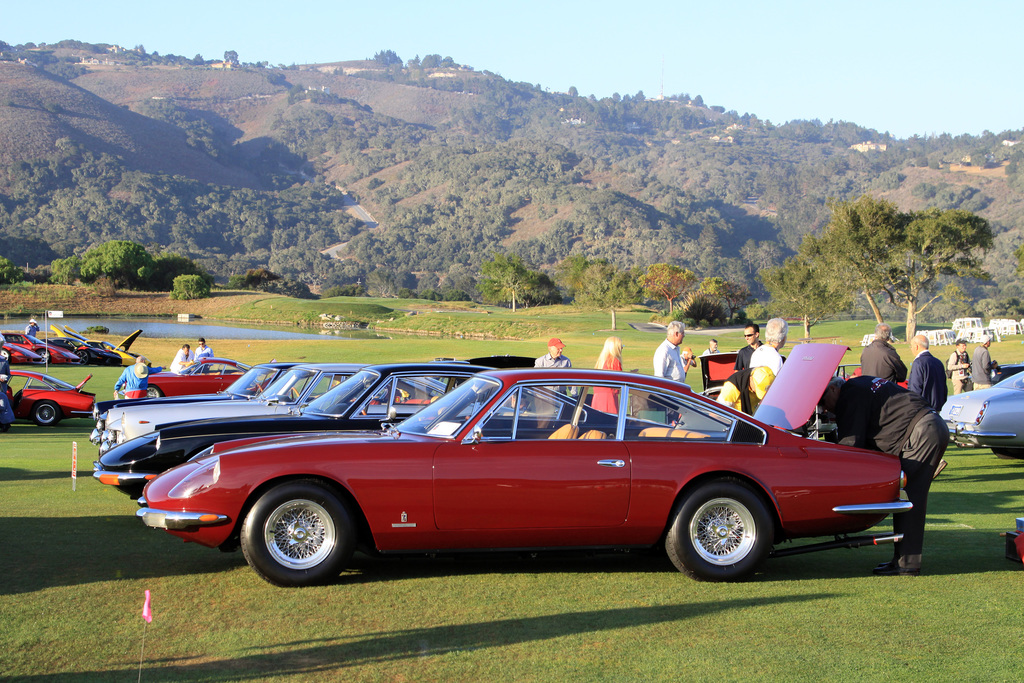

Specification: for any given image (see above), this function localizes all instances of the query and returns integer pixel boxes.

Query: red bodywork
[142,353,902,557]
[6,370,96,421]
[1,332,83,364]
[146,358,250,397]
[2,343,44,364]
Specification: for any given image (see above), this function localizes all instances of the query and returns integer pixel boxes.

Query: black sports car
[93,362,494,497]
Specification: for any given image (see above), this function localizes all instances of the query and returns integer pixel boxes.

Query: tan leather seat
[638,427,706,439]
[580,430,607,439]
[548,424,580,439]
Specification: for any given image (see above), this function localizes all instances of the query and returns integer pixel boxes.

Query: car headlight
[168,458,221,499]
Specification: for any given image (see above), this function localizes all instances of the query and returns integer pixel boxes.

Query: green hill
[0,40,1021,313]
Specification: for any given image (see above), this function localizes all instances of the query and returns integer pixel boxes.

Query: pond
[34,317,390,341]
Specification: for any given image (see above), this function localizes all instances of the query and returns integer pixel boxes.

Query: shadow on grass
[13,593,839,681]
[0,515,246,596]
[0,466,74,482]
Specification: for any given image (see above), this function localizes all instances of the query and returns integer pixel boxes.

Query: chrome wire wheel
[263,498,337,570]
[688,496,757,566]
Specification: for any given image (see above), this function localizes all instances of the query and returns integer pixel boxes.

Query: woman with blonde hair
[593,336,623,413]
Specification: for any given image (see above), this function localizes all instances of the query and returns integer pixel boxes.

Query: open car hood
[753,343,848,430]
[117,329,143,351]
[75,374,94,391]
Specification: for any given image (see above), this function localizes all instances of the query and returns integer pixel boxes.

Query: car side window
[623,388,734,442]
[306,374,344,402]
[477,384,589,440]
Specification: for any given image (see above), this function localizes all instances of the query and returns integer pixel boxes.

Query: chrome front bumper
[136,506,230,530]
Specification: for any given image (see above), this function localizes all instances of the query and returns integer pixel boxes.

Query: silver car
[941,371,1024,458]
[94,363,363,453]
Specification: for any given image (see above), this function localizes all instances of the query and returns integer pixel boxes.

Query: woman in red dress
[592,336,623,413]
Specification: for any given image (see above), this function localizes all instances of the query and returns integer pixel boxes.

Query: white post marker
[72,441,77,491]
[45,311,64,374]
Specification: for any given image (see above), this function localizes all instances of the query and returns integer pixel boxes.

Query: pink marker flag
[142,590,152,623]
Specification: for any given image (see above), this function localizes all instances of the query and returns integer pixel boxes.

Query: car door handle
[597,459,625,468]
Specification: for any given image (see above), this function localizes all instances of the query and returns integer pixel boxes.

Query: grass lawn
[2,323,1023,680]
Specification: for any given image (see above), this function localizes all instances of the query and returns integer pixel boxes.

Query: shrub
[679,291,725,326]
[170,274,212,300]
[93,276,117,296]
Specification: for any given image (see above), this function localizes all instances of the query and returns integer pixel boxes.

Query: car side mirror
[387,406,398,422]
[465,427,482,445]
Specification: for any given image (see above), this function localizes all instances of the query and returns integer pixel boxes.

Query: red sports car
[137,344,910,587]
[6,370,96,426]
[1,342,43,365]
[0,331,83,364]
[144,358,252,398]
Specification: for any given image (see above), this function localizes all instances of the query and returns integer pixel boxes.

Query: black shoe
[875,560,896,571]
[873,565,920,576]
[0,423,9,433]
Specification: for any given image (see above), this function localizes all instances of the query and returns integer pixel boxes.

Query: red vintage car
[143,358,252,398]
[6,370,96,426]
[137,344,910,587]
[0,331,83,364]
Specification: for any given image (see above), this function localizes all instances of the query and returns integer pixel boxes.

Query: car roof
[289,363,368,371]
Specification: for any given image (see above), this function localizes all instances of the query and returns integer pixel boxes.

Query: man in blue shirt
[113,357,163,399]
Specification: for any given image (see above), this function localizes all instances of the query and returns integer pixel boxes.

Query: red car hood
[753,343,848,430]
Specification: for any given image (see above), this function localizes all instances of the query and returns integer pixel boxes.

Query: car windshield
[996,373,1024,391]
[224,366,284,397]
[304,369,381,417]
[261,367,320,403]
[398,376,501,438]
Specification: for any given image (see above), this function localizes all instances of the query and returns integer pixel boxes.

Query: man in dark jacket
[820,375,947,576]
[734,323,762,372]
[908,334,947,411]
[860,323,907,383]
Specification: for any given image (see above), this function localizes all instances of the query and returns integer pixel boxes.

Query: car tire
[665,479,773,581]
[241,480,356,587]
[0,349,8,361]
[146,386,164,398]
[76,349,90,364]
[31,400,62,427]
[40,350,50,363]
[992,447,1024,460]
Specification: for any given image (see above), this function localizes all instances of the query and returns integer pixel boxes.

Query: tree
[878,208,992,338]
[478,253,533,312]
[79,241,155,290]
[49,256,81,285]
[224,50,239,66]
[639,264,696,314]
[811,196,993,338]
[574,260,643,330]
[815,196,907,324]
[170,274,211,300]
[373,50,402,67]
[554,255,592,299]
[761,254,853,338]
[1016,243,1024,277]
[0,255,23,285]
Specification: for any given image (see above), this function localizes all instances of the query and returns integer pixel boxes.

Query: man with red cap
[535,338,572,368]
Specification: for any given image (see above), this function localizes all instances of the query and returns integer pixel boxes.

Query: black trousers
[892,411,948,570]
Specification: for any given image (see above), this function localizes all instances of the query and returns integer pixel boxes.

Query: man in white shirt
[653,321,688,384]
[750,318,787,376]
[701,339,719,356]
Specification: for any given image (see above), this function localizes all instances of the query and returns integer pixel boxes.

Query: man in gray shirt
[535,338,571,368]
[971,335,998,389]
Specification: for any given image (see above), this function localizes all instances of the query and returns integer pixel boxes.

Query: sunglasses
[744,333,756,338]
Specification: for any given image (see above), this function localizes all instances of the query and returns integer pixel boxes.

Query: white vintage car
[94,363,363,453]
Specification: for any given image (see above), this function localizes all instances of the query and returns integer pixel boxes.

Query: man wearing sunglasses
[734,323,763,372]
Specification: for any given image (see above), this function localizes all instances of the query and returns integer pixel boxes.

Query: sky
[6,0,1023,139]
